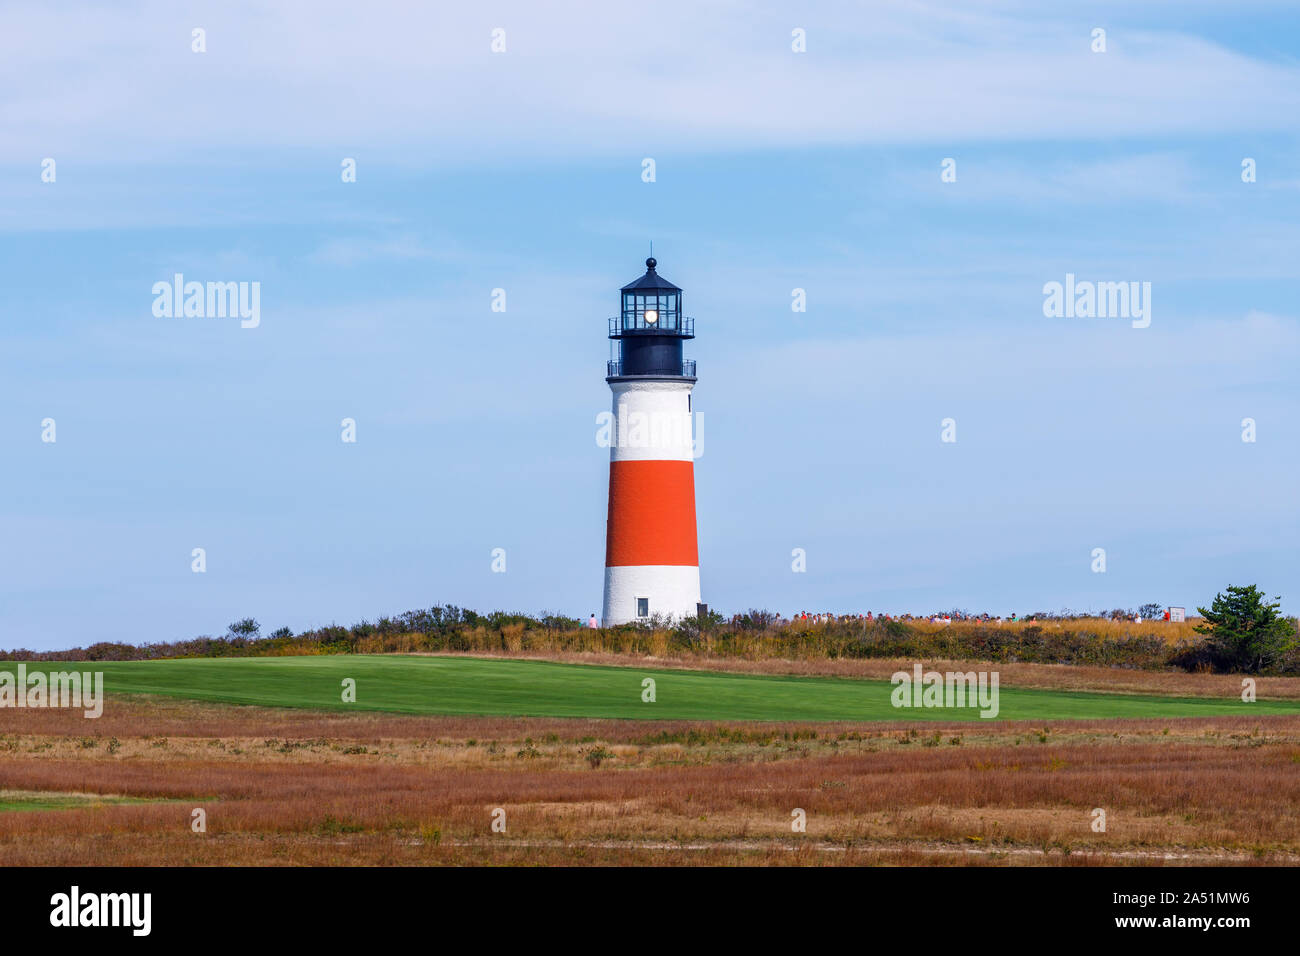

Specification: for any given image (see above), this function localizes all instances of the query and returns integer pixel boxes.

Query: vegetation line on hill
[5,585,1296,676]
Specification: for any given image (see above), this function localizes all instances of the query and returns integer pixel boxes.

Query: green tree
[1195,585,1295,673]
[227,618,260,641]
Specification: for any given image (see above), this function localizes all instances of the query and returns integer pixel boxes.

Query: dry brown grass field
[3,683,1299,867]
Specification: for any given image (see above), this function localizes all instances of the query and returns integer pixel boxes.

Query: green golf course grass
[3,655,1297,722]
[0,791,164,813]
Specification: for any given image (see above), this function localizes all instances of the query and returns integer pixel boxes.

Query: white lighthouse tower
[601,258,701,626]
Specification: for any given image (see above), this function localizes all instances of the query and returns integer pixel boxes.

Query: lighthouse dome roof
[621,257,681,293]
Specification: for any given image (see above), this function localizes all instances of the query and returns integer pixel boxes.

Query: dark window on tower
[636,598,649,618]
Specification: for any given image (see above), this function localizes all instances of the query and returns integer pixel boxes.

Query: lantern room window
[622,292,680,330]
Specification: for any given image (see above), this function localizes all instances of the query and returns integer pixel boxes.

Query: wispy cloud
[3,1,1298,164]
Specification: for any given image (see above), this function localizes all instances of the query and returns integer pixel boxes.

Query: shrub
[1196,585,1297,674]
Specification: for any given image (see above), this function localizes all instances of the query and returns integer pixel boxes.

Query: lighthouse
[601,257,701,626]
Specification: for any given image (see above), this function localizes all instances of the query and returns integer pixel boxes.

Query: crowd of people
[779,609,1175,625]
[591,608,1178,630]
[784,611,1026,625]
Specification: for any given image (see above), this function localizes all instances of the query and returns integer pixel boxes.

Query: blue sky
[2,1,1298,649]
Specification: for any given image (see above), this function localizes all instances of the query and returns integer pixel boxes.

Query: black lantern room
[607,258,696,379]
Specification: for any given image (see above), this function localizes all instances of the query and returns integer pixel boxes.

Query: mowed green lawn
[0,791,164,813]
[4,655,1298,722]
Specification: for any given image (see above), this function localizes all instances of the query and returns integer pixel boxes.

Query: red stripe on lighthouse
[605,459,699,567]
